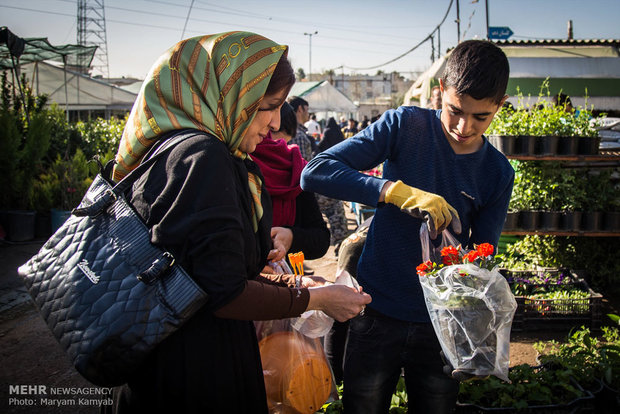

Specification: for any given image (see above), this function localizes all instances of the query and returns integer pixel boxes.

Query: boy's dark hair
[278,102,297,137]
[288,96,309,112]
[442,40,509,105]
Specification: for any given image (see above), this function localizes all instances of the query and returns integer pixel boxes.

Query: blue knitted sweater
[301,106,514,322]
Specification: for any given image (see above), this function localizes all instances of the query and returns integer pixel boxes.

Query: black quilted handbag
[18,130,209,386]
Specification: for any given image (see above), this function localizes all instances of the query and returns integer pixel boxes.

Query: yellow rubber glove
[384,180,461,238]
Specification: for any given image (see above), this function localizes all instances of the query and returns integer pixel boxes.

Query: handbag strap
[73,129,206,217]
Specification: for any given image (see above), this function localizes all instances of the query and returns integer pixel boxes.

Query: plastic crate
[510,278,603,332]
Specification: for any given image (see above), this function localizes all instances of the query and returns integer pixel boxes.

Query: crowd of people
[95,30,515,414]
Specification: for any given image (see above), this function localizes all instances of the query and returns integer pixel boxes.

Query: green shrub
[487,80,601,137]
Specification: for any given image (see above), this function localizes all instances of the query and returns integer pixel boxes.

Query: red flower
[463,250,480,263]
[416,260,433,276]
[476,243,494,257]
[441,246,460,265]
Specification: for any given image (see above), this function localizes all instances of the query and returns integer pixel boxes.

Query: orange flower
[416,260,434,276]
[476,243,494,257]
[463,250,479,263]
[441,246,459,257]
[441,246,460,266]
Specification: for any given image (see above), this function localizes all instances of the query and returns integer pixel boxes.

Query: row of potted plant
[503,210,620,232]
[503,160,619,233]
[486,79,603,157]
[0,73,123,241]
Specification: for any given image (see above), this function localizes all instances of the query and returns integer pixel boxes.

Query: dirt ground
[1,207,618,413]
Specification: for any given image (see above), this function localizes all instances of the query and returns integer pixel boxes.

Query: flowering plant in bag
[417,230,517,382]
[416,243,502,308]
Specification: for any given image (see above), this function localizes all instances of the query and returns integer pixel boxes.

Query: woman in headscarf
[105,31,370,414]
[252,102,330,266]
[318,117,345,153]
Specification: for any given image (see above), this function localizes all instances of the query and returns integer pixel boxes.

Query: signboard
[488,27,514,40]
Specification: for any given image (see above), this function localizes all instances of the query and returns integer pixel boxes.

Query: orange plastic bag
[255,318,337,414]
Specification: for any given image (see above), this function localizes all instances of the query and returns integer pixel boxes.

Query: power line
[1,3,425,52]
[339,0,454,71]
[181,0,195,40]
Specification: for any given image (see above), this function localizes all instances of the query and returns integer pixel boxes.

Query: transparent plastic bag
[255,318,338,413]
[268,258,335,339]
[418,224,517,382]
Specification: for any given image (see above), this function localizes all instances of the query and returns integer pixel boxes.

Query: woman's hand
[307,285,372,322]
[266,227,294,262]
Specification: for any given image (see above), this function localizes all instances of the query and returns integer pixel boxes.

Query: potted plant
[0,74,52,241]
[48,149,94,232]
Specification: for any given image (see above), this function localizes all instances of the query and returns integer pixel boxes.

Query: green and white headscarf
[113,31,288,230]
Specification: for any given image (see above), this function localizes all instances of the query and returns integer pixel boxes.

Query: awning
[0,26,96,69]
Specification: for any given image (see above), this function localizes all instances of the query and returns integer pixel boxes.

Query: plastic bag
[418,224,517,382]
[255,318,337,414]
[268,258,334,339]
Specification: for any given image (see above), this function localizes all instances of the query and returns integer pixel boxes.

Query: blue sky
[2,0,620,79]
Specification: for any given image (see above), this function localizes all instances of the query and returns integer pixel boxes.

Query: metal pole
[304,31,318,79]
[456,0,461,43]
[485,0,490,40]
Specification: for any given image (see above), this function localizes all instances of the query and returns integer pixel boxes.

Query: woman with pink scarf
[252,102,330,265]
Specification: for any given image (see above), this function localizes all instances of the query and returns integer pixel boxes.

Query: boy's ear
[498,94,509,109]
[439,78,445,93]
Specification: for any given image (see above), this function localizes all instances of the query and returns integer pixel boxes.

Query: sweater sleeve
[214,280,309,320]
[288,191,331,260]
[300,109,408,207]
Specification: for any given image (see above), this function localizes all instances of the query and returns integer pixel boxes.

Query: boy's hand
[384,180,461,238]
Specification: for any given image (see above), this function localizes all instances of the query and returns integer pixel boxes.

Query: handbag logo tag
[78,259,100,284]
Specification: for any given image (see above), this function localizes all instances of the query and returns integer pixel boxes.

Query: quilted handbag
[18,130,209,386]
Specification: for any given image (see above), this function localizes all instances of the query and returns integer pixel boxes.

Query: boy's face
[439,81,506,154]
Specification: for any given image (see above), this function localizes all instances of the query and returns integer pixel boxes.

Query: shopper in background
[252,102,331,266]
[428,85,442,110]
[305,113,322,141]
[288,96,316,161]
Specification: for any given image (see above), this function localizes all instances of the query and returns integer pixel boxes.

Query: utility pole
[77,0,110,78]
[304,31,318,80]
[455,0,461,43]
[485,0,490,40]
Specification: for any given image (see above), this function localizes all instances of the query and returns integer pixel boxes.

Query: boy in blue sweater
[301,40,514,413]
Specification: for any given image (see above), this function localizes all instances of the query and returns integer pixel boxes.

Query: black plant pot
[538,135,559,156]
[557,136,580,155]
[488,135,516,155]
[519,210,540,230]
[35,210,52,239]
[603,211,620,232]
[516,135,537,155]
[582,211,604,231]
[577,136,601,155]
[3,210,36,242]
[503,211,519,231]
[540,211,562,231]
[561,211,583,231]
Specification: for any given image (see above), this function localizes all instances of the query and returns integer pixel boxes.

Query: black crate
[511,285,603,332]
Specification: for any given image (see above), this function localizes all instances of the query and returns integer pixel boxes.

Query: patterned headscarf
[113,31,288,231]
